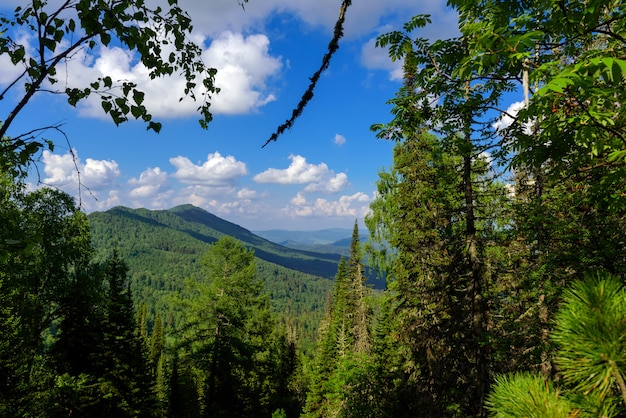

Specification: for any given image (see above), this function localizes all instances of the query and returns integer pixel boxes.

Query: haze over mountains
[253,227,368,255]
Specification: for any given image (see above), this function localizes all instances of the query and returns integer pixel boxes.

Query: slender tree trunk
[462,100,489,416]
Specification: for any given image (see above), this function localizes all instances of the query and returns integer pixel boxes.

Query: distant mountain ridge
[253,228,354,246]
[253,228,368,255]
[89,204,341,279]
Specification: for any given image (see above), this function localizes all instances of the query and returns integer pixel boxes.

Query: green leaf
[147,121,162,133]
[101,100,112,114]
[130,105,143,118]
[41,37,56,52]
[10,45,25,64]
[100,31,111,46]
[132,90,145,105]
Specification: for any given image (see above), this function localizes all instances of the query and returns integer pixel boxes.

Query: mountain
[253,228,368,255]
[87,204,338,351]
[253,228,354,246]
[90,204,341,278]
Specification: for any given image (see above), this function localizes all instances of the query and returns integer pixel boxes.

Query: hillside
[90,204,341,278]
[253,228,368,255]
[87,204,337,351]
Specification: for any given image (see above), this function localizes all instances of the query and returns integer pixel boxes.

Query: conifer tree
[175,236,292,417]
[304,223,374,417]
[150,313,165,368]
[96,251,159,416]
[303,257,347,417]
[347,221,371,355]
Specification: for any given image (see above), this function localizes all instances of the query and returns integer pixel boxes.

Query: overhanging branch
[262,0,352,147]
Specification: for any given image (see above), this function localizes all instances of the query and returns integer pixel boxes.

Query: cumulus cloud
[42,149,120,191]
[304,172,348,193]
[170,152,248,186]
[0,33,32,85]
[253,154,348,193]
[237,188,260,199]
[204,32,282,114]
[284,191,371,218]
[128,167,170,198]
[493,101,525,132]
[46,30,282,120]
[334,133,346,145]
[170,0,450,39]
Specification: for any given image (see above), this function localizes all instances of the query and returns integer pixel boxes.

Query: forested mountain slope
[89,204,341,278]
[87,205,337,350]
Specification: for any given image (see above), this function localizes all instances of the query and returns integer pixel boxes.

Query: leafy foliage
[0,0,245,171]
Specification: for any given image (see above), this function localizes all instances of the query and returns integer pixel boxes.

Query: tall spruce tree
[48,252,158,417]
[367,16,518,413]
[303,222,373,417]
[97,250,159,416]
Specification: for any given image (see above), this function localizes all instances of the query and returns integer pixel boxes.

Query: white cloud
[177,0,457,40]
[50,30,282,119]
[334,133,346,145]
[82,158,122,190]
[170,151,248,186]
[204,32,282,114]
[283,191,371,218]
[237,187,259,199]
[2,0,458,125]
[253,154,348,193]
[0,34,32,86]
[493,101,525,132]
[304,172,348,193]
[360,37,404,81]
[42,149,120,191]
[128,167,169,198]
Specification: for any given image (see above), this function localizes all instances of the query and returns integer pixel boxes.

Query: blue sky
[0,0,461,230]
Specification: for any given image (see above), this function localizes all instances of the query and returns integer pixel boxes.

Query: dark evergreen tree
[175,236,296,417]
[49,266,105,377]
[96,250,159,416]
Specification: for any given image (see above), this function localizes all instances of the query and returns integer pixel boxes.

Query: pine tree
[487,273,626,417]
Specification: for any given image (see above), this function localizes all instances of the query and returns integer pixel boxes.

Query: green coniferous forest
[2,1,626,417]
